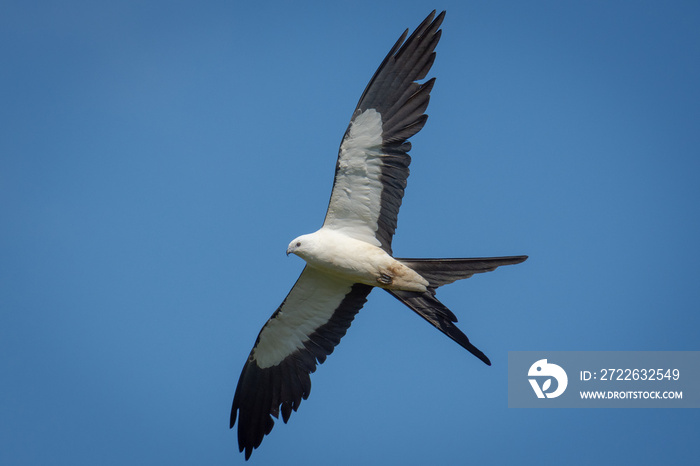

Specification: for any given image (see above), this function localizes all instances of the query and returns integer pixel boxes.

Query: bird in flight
[230,10,527,459]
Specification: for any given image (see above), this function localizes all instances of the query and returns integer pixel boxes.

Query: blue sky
[2,1,699,464]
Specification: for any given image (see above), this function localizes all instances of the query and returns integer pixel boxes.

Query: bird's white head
[286,234,315,259]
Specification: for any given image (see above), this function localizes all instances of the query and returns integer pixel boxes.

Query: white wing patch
[324,109,384,246]
[252,268,354,369]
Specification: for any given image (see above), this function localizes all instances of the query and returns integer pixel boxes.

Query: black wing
[231,267,372,459]
[322,10,445,254]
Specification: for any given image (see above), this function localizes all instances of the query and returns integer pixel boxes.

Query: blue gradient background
[2,1,699,465]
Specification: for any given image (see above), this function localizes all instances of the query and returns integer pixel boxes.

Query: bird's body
[230,11,527,459]
[287,228,429,292]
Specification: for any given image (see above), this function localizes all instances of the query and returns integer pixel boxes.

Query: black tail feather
[397,256,527,291]
[387,289,491,365]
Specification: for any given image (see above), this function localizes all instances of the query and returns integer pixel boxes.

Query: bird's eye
[296,242,301,247]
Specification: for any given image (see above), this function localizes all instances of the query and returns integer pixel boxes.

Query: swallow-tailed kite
[231,10,527,459]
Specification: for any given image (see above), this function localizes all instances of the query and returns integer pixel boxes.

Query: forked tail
[387,256,527,365]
